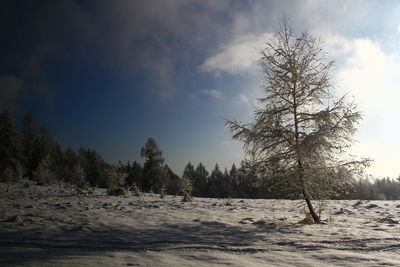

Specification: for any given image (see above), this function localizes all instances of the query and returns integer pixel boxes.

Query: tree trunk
[305,198,321,223]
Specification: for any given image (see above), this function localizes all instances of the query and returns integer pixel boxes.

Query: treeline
[351,177,400,200]
[1,110,399,200]
[179,162,400,200]
[0,110,181,195]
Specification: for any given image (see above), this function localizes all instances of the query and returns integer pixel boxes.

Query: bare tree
[226,19,371,223]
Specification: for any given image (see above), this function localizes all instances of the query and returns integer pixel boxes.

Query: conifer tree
[0,110,22,181]
[182,161,195,192]
[141,138,166,193]
[79,148,108,187]
[182,162,195,182]
[30,128,62,183]
[229,164,239,196]
[60,147,80,183]
[126,161,143,187]
[208,164,224,197]
[21,110,38,179]
[193,162,208,196]
[164,164,181,195]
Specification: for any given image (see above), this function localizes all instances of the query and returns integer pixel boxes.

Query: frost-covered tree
[105,163,128,192]
[226,19,370,222]
[70,164,88,189]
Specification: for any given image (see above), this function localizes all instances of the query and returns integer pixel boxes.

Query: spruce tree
[21,111,38,179]
[193,163,208,197]
[141,138,166,193]
[79,148,108,187]
[208,164,223,197]
[30,128,62,183]
[0,110,22,181]
[126,161,143,187]
[164,164,181,195]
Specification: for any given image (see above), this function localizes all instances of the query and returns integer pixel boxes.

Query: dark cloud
[0,0,241,103]
[0,75,24,111]
[82,0,236,97]
[0,0,93,110]
[2,0,317,107]
[2,0,382,108]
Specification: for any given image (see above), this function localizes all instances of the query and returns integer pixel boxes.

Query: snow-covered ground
[1,181,400,266]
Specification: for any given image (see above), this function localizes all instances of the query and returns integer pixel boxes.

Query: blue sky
[1,0,399,178]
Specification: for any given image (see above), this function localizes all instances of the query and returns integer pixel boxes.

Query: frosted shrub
[106,165,128,197]
[32,160,56,185]
[70,164,89,190]
[181,178,193,202]
[130,183,142,196]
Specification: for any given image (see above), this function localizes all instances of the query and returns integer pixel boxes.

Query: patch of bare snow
[1,181,400,266]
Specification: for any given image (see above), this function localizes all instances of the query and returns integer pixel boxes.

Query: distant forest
[1,109,399,200]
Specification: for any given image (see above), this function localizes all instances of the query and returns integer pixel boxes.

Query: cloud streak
[200,33,274,74]
[202,89,223,99]
[332,37,400,177]
[0,0,238,100]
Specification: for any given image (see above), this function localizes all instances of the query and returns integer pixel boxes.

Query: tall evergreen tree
[31,128,56,167]
[126,160,143,187]
[182,161,195,192]
[208,164,224,197]
[30,128,64,183]
[60,147,80,183]
[21,110,38,179]
[164,164,181,195]
[193,162,208,197]
[220,167,234,197]
[0,110,22,181]
[79,148,108,187]
[141,138,166,193]
[182,162,195,181]
[229,164,239,197]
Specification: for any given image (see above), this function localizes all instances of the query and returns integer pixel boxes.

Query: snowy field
[1,181,400,266]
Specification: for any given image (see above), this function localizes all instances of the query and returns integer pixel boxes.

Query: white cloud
[204,29,400,177]
[199,4,400,177]
[351,140,399,178]
[337,38,400,108]
[234,91,261,109]
[237,93,250,106]
[201,89,223,99]
[200,33,273,74]
[331,37,400,177]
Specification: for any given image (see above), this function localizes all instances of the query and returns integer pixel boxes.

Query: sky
[1,0,399,178]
